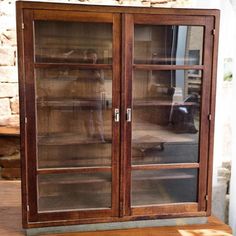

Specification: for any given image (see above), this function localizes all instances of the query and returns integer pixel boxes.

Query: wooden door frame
[20,8,121,224]
[121,13,217,217]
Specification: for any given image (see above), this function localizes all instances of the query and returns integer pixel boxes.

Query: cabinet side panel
[206,13,220,216]
[23,9,38,222]
[16,1,28,228]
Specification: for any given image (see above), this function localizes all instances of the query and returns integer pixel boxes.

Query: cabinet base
[26,217,207,236]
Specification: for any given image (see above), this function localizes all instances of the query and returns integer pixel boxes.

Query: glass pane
[38,172,111,211]
[34,21,112,63]
[134,25,203,65]
[132,70,201,165]
[36,68,112,168]
[131,169,198,206]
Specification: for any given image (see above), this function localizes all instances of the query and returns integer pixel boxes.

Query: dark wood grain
[132,163,199,171]
[16,1,220,16]
[134,14,206,25]
[37,167,111,174]
[132,203,198,216]
[22,9,38,223]
[16,3,28,228]
[111,13,122,218]
[133,64,204,71]
[122,14,134,217]
[33,9,113,23]
[35,63,112,69]
[198,16,215,212]
[206,12,220,216]
[17,1,220,228]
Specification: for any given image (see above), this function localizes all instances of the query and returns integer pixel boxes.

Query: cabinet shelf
[37,98,111,108]
[133,64,204,71]
[35,62,112,69]
[133,99,197,107]
[38,156,111,169]
[38,133,112,146]
[39,194,111,212]
[39,169,195,186]
[133,122,198,145]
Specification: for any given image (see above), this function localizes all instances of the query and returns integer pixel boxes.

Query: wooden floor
[0,180,232,236]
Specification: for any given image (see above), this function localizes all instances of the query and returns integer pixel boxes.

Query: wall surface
[0,0,19,127]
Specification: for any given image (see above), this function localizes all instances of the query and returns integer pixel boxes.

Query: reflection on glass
[134,25,203,65]
[34,21,112,63]
[38,172,111,211]
[132,70,201,165]
[131,169,198,206]
[35,66,112,168]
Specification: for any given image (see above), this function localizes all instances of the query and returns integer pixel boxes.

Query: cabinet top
[16,0,220,15]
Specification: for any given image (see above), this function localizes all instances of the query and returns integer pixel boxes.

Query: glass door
[122,14,214,217]
[24,10,121,222]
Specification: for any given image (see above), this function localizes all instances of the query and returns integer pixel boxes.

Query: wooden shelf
[133,99,197,107]
[38,133,112,146]
[35,62,112,69]
[39,172,111,184]
[0,127,20,136]
[38,166,111,174]
[133,64,204,71]
[39,194,111,212]
[38,156,111,169]
[37,98,111,108]
[132,122,198,146]
[132,170,196,181]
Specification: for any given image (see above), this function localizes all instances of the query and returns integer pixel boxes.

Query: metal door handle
[114,108,120,122]
[126,108,132,122]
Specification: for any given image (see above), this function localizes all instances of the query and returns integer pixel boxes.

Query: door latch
[114,108,120,122]
[126,108,132,122]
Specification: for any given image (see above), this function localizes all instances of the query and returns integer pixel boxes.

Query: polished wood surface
[16,1,219,228]
[0,180,232,236]
[0,127,20,136]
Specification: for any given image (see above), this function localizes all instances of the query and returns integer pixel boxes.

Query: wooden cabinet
[16,1,219,229]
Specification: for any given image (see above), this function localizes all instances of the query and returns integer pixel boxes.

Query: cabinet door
[122,14,215,217]
[23,9,121,223]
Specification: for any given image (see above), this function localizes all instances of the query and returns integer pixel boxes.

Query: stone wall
[0,0,19,127]
[0,0,20,179]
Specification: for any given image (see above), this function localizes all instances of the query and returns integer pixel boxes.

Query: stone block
[0,98,11,116]
[218,167,231,182]
[1,167,20,179]
[0,29,17,46]
[0,136,20,156]
[0,46,15,66]
[0,114,19,127]
[212,181,227,222]
[0,153,20,168]
[10,96,19,114]
[0,66,18,82]
[7,114,19,127]
[222,161,232,171]
[0,82,18,97]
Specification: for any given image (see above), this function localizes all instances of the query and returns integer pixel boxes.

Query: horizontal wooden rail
[132,163,199,171]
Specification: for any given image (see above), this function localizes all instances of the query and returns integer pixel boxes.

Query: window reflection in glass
[34,21,113,64]
[132,70,202,165]
[134,25,203,65]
